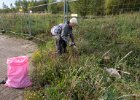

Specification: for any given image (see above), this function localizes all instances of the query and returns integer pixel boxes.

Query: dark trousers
[56,38,67,55]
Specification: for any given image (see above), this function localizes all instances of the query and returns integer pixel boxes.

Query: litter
[104,67,121,79]
[5,56,32,88]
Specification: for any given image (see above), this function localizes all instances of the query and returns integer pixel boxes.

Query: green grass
[1,13,140,99]
[0,13,63,37]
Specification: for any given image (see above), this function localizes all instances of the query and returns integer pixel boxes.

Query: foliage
[1,1,140,99]
[69,0,93,17]
[22,13,140,99]
[105,0,121,14]
[1,0,140,15]
[105,0,140,14]
[70,0,105,16]
[0,0,48,13]
[48,0,64,14]
[0,14,63,37]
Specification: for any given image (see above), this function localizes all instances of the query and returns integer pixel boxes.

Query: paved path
[0,35,36,100]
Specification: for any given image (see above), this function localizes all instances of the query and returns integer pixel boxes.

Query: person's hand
[69,42,75,46]
[73,45,77,49]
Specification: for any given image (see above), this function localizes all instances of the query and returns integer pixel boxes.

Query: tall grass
[0,13,63,37]
[1,13,140,99]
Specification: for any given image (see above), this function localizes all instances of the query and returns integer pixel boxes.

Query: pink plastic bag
[5,56,32,88]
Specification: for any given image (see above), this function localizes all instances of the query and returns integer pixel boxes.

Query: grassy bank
[1,13,140,99]
[24,13,140,100]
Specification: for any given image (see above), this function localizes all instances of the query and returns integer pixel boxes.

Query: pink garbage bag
[5,56,32,88]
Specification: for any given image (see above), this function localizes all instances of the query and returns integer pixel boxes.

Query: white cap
[70,17,78,24]
[29,10,32,13]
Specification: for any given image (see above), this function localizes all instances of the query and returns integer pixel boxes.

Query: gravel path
[0,35,36,100]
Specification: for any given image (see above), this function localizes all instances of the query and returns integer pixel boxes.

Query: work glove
[69,42,76,47]
[69,42,78,50]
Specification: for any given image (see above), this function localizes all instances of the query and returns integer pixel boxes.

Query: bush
[105,0,140,14]
[69,0,105,16]
[105,0,122,14]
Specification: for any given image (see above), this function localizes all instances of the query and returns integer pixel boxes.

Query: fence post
[64,0,68,23]
[28,10,32,36]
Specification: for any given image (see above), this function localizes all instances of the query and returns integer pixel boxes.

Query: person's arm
[69,32,75,45]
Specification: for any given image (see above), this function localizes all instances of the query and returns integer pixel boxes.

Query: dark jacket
[61,22,74,43]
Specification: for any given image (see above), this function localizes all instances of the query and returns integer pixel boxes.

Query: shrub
[105,0,122,14]
[105,0,140,14]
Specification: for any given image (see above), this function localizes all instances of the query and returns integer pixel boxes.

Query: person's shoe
[0,80,6,84]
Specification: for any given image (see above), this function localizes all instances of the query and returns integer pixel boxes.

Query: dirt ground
[0,34,37,100]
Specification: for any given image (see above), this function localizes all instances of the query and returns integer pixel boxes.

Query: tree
[105,0,140,14]
[22,0,28,11]
[15,0,21,7]
[10,3,16,12]
[29,0,48,12]
[90,0,105,15]
[2,2,9,9]
[10,3,14,9]
[15,0,21,12]
[70,0,93,17]
[28,0,35,9]
[48,0,63,14]
[105,0,121,14]
[1,2,11,13]
[70,0,105,16]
